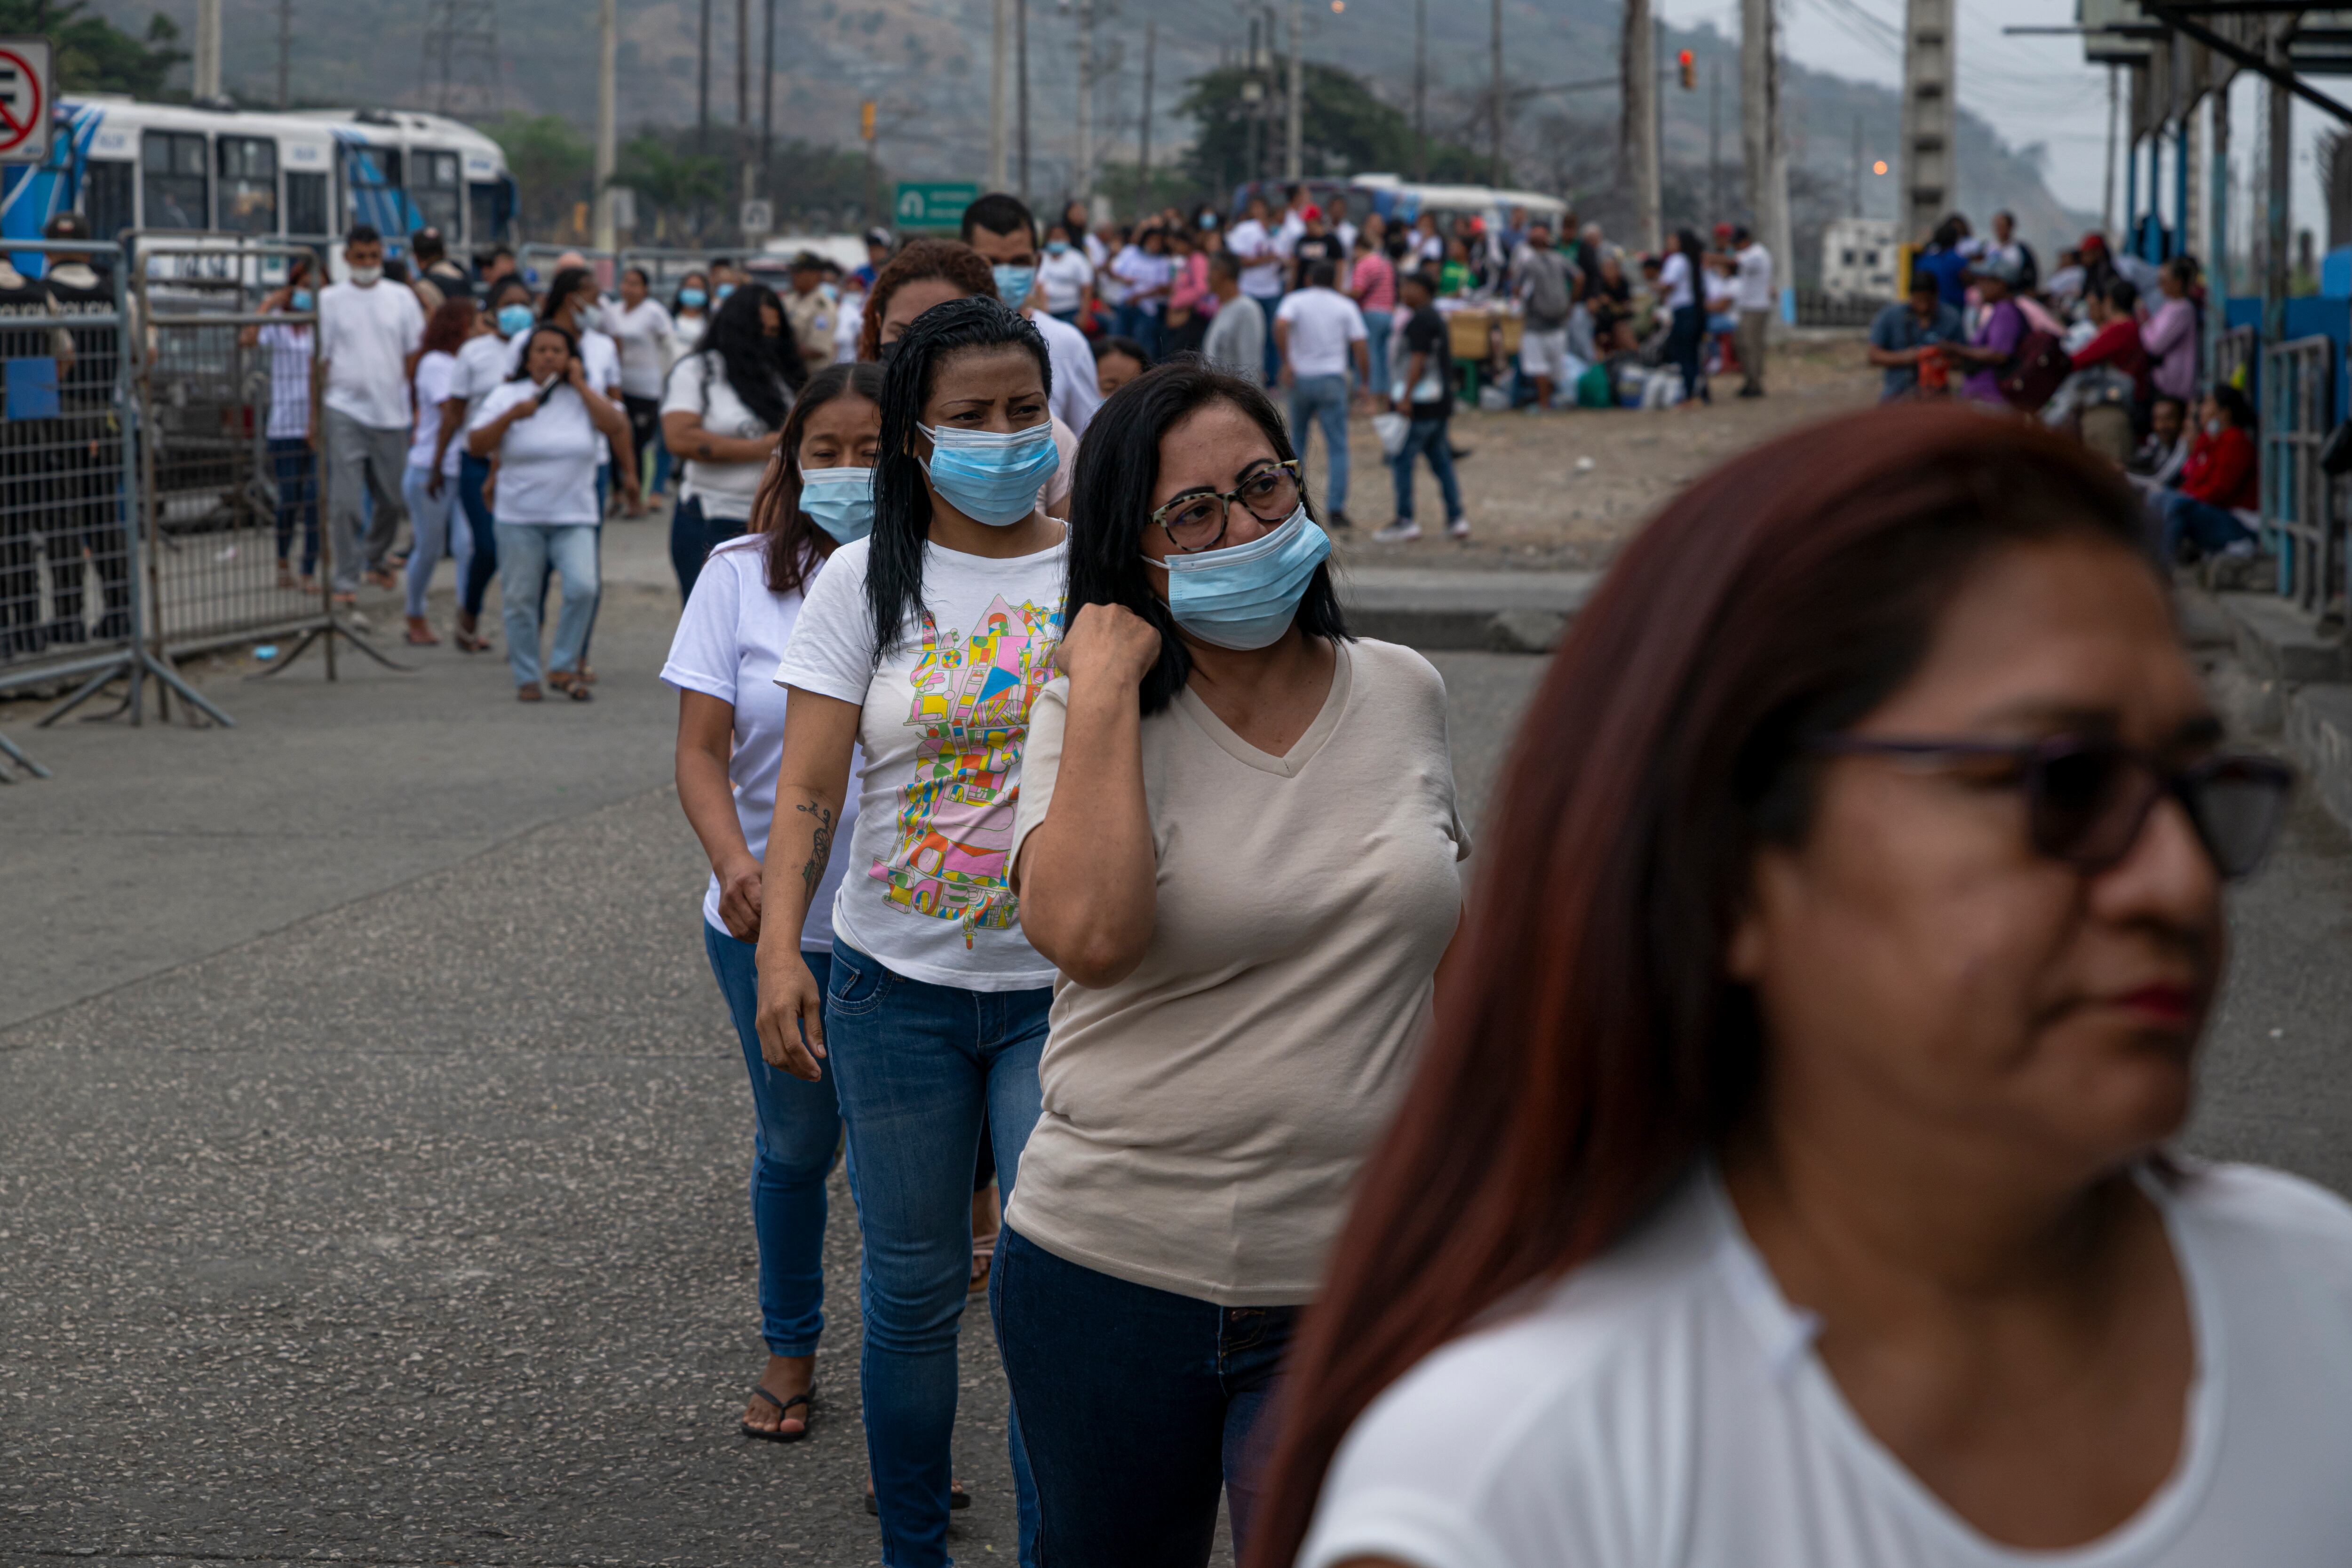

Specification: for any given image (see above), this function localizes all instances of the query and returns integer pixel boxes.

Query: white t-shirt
[258,321,311,440]
[660,351,790,522]
[1703,269,1738,314]
[449,332,513,438]
[1301,1161,2352,1568]
[1115,249,1175,316]
[1275,288,1369,379]
[1228,218,1285,298]
[1006,641,1468,1305]
[606,297,677,398]
[1660,250,1697,310]
[660,535,864,947]
[506,323,622,397]
[1037,248,1094,314]
[467,379,602,525]
[1736,241,1777,312]
[407,349,462,476]
[1029,308,1104,437]
[775,534,1066,991]
[318,278,423,430]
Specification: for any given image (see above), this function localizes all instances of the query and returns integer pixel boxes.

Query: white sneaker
[1372,521,1422,543]
[1446,516,1472,540]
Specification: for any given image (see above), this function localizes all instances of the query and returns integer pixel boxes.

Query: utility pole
[991,0,1009,190]
[1708,57,1720,223]
[1285,0,1303,182]
[1898,0,1952,243]
[1850,113,1863,218]
[595,0,616,250]
[1622,0,1660,252]
[2265,20,2290,349]
[1017,0,1031,202]
[1742,0,1791,322]
[2103,63,2118,238]
[1139,20,1156,200]
[1076,0,1095,202]
[1413,0,1427,181]
[761,0,777,193]
[277,0,292,108]
[2208,71,2228,341]
[1245,15,1261,191]
[1490,0,1504,187]
[737,0,753,214]
[697,0,711,153]
[194,0,221,100]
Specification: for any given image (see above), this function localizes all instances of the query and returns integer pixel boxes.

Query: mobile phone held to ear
[536,375,562,406]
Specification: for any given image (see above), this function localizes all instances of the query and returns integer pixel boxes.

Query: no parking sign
[0,38,51,164]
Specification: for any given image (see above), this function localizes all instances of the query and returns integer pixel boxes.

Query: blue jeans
[269,437,318,577]
[456,453,497,618]
[1667,302,1708,401]
[1288,372,1351,515]
[993,1224,1298,1567]
[401,464,471,620]
[824,940,1050,1568]
[670,493,746,601]
[1391,416,1462,524]
[494,520,596,687]
[1248,292,1284,383]
[704,926,843,1356]
[2161,492,2257,562]
[1360,309,1392,395]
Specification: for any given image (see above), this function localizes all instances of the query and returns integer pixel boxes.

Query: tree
[0,0,185,97]
[615,130,727,244]
[1179,62,1488,196]
[482,113,591,239]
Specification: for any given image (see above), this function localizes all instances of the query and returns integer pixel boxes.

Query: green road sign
[894,181,977,231]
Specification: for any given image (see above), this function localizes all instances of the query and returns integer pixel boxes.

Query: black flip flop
[741,1385,814,1443]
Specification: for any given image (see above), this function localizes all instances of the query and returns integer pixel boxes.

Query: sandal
[403,616,440,646]
[548,672,594,702]
[741,1385,814,1444]
[970,1228,998,1298]
[516,683,543,702]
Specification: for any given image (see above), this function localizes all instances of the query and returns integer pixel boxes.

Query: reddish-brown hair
[1245,404,2149,1564]
[421,295,476,359]
[857,238,996,360]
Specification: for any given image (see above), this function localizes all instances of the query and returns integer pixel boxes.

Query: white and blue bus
[0,97,517,269]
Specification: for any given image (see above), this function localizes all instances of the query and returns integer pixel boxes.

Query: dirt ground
[1301,331,1878,573]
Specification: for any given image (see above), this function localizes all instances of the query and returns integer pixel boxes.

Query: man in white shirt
[1273,259,1370,528]
[1731,224,1775,399]
[318,223,425,599]
[962,191,1105,437]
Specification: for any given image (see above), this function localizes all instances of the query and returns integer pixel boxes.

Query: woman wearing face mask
[663,281,809,597]
[240,257,321,592]
[862,238,1077,522]
[1257,408,2318,1568]
[447,278,537,652]
[652,271,714,503]
[665,360,882,1444]
[524,266,636,516]
[609,266,676,504]
[1037,222,1096,327]
[758,297,1067,1565]
[996,361,1468,1564]
[465,322,631,701]
[399,296,479,645]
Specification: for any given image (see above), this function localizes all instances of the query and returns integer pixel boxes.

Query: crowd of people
[1867,211,2253,566]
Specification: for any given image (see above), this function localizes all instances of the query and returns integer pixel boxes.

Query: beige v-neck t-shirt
[1005,638,1470,1305]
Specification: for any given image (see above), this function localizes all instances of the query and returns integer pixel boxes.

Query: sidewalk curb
[1336,568,1597,653]
[2205,589,2352,840]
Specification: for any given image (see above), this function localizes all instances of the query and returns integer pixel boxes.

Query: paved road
[3,528,2348,1566]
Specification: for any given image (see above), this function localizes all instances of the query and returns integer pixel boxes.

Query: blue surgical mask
[496,303,535,338]
[917,421,1059,527]
[993,264,1038,306]
[799,465,874,543]
[679,287,707,310]
[715,283,736,302]
[1158,503,1330,650]
[1045,239,1071,256]
[290,289,314,311]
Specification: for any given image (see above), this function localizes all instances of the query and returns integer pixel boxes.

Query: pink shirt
[1351,252,1397,313]
[2141,296,2198,402]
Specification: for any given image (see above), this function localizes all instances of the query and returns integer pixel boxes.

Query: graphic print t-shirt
[776,535,1066,992]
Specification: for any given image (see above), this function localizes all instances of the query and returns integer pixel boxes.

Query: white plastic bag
[1372,411,1409,459]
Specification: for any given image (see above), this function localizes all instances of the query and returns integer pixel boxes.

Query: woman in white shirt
[1658,227,1709,405]
[1037,222,1096,326]
[399,297,477,646]
[465,323,631,702]
[446,278,535,653]
[1001,359,1466,1563]
[1254,407,2326,1568]
[608,265,676,503]
[664,360,883,1443]
[757,297,1068,1562]
[662,282,808,598]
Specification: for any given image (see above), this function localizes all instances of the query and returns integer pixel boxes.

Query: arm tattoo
[795,801,835,902]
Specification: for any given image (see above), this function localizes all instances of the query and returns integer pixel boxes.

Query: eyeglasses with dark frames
[1146,460,1302,554]
[1809,733,2292,881]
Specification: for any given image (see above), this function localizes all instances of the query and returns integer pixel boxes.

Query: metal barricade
[2259,335,2338,617]
[618,246,717,295]
[2216,324,2257,396]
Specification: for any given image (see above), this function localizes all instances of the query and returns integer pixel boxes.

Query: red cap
[1302,204,1322,222]
[1713,222,1733,239]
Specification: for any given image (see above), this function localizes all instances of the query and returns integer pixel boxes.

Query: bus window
[217,136,278,235]
[85,160,134,243]
[287,170,328,237]
[468,180,509,247]
[411,149,461,236]
[141,130,208,231]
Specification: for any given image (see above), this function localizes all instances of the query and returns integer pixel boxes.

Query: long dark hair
[1244,404,2150,1567]
[741,359,886,598]
[1067,356,1347,716]
[868,295,1054,664]
[694,281,807,432]
[539,266,593,324]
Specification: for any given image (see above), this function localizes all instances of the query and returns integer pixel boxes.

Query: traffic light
[1678,49,1695,90]
[860,99,877,142]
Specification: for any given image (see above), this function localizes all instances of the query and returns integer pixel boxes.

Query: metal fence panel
[2260,335,2339,617]
[1792,290,1888,330]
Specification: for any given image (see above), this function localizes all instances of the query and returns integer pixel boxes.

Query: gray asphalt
[3,522,2348,1567]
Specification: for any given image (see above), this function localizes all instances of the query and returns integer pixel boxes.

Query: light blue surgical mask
[993,263,1038,306]
[917,421,1059,527]
[290,289,314,311]
[496,303,535,337]
[799,465,874,543]
[678,287,707,310]
[1045,239,1070,256]
[715,282,737,302]
[1158,503,1329,650]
